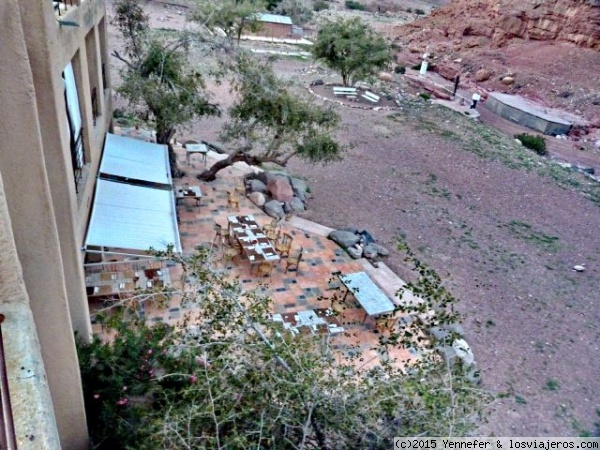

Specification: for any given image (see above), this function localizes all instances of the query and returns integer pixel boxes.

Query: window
[63,62,85,190]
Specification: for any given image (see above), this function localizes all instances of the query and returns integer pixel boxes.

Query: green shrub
[345,0,366,10]
[412,63,422,70]
[394,65,406,74]
[420,92,431,101]
[415,8,425,15]
[313,0,329,11]
[515,133,547,155]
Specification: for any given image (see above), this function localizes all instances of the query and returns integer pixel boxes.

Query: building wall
[256,22,294,39]
[0,0,112,447]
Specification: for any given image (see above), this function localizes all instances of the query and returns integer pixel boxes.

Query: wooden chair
[227,191,240,211]
[256,261,274,281]
[263,217,280,233]
[265,226,280,243]
[275,232,293,257]
[222,246,241,266]
[212,223,230,249]
[285,247,303,273]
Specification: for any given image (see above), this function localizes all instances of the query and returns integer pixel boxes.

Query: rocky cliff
[399,0,600,50]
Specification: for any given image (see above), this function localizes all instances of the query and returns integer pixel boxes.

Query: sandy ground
[106,0,600,437]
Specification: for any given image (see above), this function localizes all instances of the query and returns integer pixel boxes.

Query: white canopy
[85,179,181,253]
[100,133,171,185]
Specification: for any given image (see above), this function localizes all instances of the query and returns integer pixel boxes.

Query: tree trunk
[196,150,261,182]
[156,126,185,178]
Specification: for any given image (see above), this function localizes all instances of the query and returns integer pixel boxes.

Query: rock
[370,243,389,256]
[515,138,522,145]
[436,345,458,363]
[442,323,465,336]
[284,197,305,213]
[430,326,450,342]
[310,79,324,86]
[328,230,360,249]
[264,200,285,219]
[453,338,475,365]
[248,191,266,207]
[464,364,482,385]
[501,76,515,85]
[474,68,492,82]
[573,264,586,272]
[289,177,308,197]
[363,243,379,259]
[340,226,360,234]
[267,177,294,202]
[247,179,267,193]
[346,246,363,259]
[379,71,394,82]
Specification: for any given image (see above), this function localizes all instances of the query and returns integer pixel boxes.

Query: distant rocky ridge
[397,0,600,50]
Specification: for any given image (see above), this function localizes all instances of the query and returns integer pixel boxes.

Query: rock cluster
[328,227,390,261]
[429,323,481,384]
[244,171,310,220]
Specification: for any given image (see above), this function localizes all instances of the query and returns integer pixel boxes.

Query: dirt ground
[106,0,600,437]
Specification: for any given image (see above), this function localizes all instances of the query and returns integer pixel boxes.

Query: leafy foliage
[113,0,219,148]
[197,53,343,180]
[80,249,491,448]
[312,17,392,86]
[344,0,366,10]
[515,133,547,155]
[189,0,267,44]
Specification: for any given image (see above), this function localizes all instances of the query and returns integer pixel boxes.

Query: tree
[78,247,492,448]
[112,0,219,175]
[312,17,392,86]
[189,0,267,44]
[197,53,343,181]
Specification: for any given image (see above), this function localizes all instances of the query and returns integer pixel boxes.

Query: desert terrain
[106,0,600,437]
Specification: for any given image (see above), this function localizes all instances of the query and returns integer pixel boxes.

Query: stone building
[0,0,112,447]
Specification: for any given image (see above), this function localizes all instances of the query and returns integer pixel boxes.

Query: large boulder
[363,244,379,259]
[328,230,360,249]
[370,242,389,256]
[264,200,285,219]
[247,179,267,193]
[289,177,308,196]
[248,191,266,207]
[267,177,294,202]
[346,246,363,259]
[284,197,305,213]
[474,68,492,82]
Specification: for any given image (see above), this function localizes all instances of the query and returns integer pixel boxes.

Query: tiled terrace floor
[92,129,418,365]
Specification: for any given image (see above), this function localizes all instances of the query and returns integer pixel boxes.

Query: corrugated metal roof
[256,13,292,25]
[85,179,182,253]
[100,133,171,185]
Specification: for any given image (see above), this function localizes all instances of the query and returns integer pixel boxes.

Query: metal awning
[100,133,171,185]
[85,179,181,253]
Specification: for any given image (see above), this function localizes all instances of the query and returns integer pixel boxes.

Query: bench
[361,91,380,103]
[333,87,358,97]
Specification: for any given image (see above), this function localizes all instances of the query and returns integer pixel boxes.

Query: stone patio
[91,129,420,366]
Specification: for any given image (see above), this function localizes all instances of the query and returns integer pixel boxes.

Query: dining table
[228,215,280,268]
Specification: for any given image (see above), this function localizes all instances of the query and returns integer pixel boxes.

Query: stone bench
[333,87,358,97]
[361,91,380,103]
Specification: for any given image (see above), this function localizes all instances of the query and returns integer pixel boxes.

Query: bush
[415,8,425,15]
[313,0,329,11]
[420,92,431,101]
[345,0,366,10]
[394,65,406,74]
[515,133,547,155]
[412,63,422,70]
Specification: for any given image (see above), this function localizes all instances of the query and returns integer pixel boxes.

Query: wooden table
[228,215,280,267]
[175,185,202,206]
[85,268,171,300]
[185,143,208,167]
[339,272,395,324]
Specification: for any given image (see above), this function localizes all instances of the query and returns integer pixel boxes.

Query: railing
[53,0,78,16]
[0,315,17,450]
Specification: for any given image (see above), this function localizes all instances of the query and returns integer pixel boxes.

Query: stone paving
[92,129,417,365]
